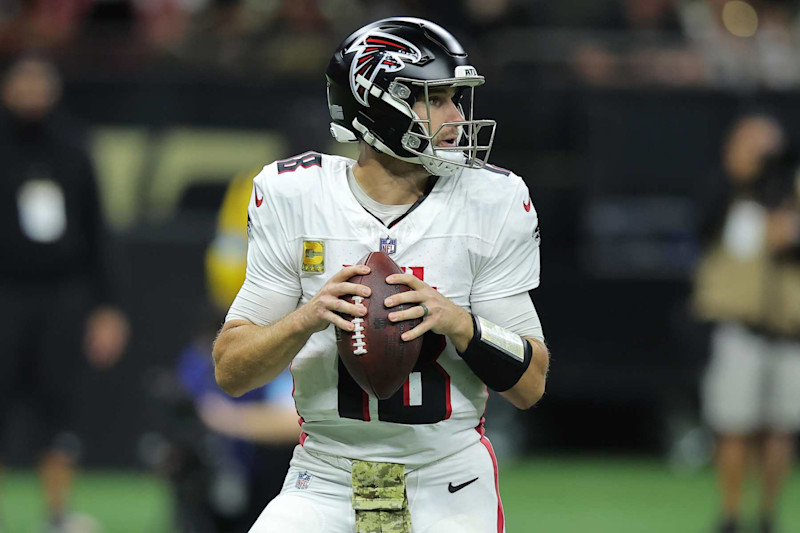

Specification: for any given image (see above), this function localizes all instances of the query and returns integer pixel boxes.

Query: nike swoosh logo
[448,477,478,493]
[254,184,264,207]
[523,198,531,212]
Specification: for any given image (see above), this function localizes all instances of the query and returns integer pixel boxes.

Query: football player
[213,17,549,533]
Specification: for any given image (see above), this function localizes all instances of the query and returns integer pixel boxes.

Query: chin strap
[349,117,463,177]
[419,147,465,177]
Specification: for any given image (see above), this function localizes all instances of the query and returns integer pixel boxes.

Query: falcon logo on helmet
[346,32,423,107]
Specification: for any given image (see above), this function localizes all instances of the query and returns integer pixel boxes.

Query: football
[336,252,423,400]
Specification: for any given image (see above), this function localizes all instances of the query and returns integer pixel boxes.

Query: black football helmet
[326,17,496,177]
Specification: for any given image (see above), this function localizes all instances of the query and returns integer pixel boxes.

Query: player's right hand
[299,265,372,333]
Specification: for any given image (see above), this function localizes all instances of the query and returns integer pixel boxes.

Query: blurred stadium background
[2,0,800,531]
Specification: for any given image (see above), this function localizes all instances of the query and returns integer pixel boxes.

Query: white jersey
[228,152,540,469]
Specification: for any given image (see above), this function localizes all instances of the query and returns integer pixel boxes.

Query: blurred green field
[502,456,800,532]
[2,456,798,532]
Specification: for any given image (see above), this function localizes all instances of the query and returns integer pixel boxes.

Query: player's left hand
[84,306,130,369]
[384,274,473,351]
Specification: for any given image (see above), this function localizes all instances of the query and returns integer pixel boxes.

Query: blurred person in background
[161,168,299,532]
[693,112,800,533]
[205,169,258,313]
[166,318,298,532]
[0,55,129,532]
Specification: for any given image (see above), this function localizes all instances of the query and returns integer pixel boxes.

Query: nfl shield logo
[380,237,396,255]
[295,471,312,490]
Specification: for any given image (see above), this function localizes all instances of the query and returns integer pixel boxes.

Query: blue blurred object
[168,339,297,531]
[177,340,295,406]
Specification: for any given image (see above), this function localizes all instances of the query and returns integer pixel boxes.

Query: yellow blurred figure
[206,141,359,309]
[206,169,258,310]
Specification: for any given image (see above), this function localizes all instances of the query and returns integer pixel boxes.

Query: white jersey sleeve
[471,292,544,341]
[471,176,541,302]
[226,165,302,324]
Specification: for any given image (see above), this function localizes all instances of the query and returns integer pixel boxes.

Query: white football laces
[351,296,367,355]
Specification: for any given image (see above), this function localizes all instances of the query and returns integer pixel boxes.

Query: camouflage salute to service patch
[352,460,411,533]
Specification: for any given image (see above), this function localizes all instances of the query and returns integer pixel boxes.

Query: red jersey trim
[476,424,505,533]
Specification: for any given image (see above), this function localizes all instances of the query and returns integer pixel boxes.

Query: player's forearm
[499,337,549,409]
[200,400,301,443]
[229,405,301,443]
[213,311,314,397]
